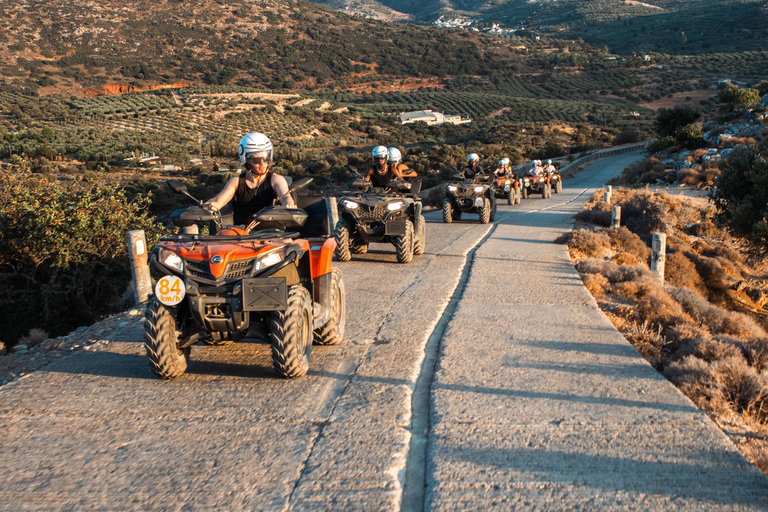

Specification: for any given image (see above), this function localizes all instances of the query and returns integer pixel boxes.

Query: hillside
[311,0,768,55]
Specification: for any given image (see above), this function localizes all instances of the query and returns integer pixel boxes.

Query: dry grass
[17,328,49,348]
[569,186,768,468]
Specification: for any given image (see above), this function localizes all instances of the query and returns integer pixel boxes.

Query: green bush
[710,142,768,252]
[0,159,165,344]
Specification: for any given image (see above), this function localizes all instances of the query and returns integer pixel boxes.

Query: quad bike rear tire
[489,197,497,222]
[515,188,521,204]
[350,239,368,254]
[541,185,548,199]
[394,219,414,263]
[413,215,426,255]
[442,197,454,224]
[555,179,562,194]
[204,332,233,346]
[522,187,529,199]
[507,190,513,205]
[145,297,190,379]
[478,198,491,224]
[334,220,352,262]
[270,285,313,378]
[313,267,346,346]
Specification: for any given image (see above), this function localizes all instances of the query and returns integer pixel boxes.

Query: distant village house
[399,110,472,126]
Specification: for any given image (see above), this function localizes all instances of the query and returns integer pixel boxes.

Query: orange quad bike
[145,177,345,379]
[521,171,551,199]
[493,173,521,205]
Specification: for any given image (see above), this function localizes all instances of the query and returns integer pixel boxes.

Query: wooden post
[127,230,152,305]
[611,205,621,228]
[604,185,612,203]
[651,232,667,283]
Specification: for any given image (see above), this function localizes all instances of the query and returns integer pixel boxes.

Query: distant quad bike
[548,169,563,194]
[521,171,551,199]
[494,174,521,205]
[334,179,425,264]
[442,174,497,224]
[145,177,345,379]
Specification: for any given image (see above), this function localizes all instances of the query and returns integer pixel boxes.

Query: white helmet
[546,159,552,164]
[531,160,536,165]
[499,157,510,166]
[372,145,388,161]
[467,153,479,162]
[238,132,273,164]
[387,147,402,164]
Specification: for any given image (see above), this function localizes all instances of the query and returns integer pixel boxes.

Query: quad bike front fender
[308,237,336,280]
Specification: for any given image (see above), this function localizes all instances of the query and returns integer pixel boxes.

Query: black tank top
[370,164,395,188]
[233,172,278,225]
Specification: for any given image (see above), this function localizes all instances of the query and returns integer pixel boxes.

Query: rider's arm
[398,164,417,178]
[205,177,239,211]
[271,174,295,207]
[364,167,373,182]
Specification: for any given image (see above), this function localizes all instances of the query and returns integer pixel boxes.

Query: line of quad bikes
[144,165,562,380]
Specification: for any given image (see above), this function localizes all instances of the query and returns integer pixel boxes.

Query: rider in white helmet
[462,153,484,179]
[205,132,294,225]
[387,146,417,179]
[494,157,511,178]
[366,145,407,187]
[543,158,556,175]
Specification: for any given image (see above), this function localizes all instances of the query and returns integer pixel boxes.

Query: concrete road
[0,151,766,510]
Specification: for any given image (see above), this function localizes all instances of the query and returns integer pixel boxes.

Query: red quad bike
[494,174,521,205]
[145,177,345,379]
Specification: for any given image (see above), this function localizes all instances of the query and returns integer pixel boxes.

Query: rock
[11,344,28,353]
[118,322,130,329]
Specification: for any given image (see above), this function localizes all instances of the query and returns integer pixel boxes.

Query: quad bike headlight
[505,180,511,185]
[474,186,484,193]
[342,200,359,210]
[254,250,285,271]
[386,201,405,211]
[523,178,530,184]
[159,247,184,273]
[447,185,458,192]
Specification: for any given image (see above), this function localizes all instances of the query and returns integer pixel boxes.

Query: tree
[654,105,701,137]
[719,87,760,108]
[710,141,768,252]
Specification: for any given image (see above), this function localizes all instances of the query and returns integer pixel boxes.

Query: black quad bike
[334,179,425,264]
[145,178,345,379]
[442,174,497,224]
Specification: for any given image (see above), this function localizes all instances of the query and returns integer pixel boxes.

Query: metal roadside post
[651,232,667,283]
[128,230,152,305]
[605,185,612,203]
[611,205,621,228]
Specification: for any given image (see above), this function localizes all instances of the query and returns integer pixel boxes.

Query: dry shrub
[606,264,657,284]
[17,328,49,348]
[692,149,710,159]
[719,312,767,339]
[664,356,725,413]
[743,338,768,372]
[568,229,612,257]
[703,168,721,185]
[577,257,616,275]
[685,252,731,288]
[619,191,669,236]
[687,220,718,237]
[665,251,705,291]
[582,273,609,297]
[639,170,664,184]
[614,251,640,265]
[688,335,746,363]
[614,281,641,299]
[711,356,764,416]
[669,286,767,339]
[666,233,693,253]
[626,320,668,366]
[704,245,744,265]
[677,168,702,186]
[635,288,690,328]
[606,226,651,262]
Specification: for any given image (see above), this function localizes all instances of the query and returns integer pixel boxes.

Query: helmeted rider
[529,159,544,177]
[387,147,417,179]
[461,153,484,179]
[366,145,406,187]
[204,132,295,226]
[494,157,511,178]
[543,158,557,175]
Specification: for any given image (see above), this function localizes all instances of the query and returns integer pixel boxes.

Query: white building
[399,110,472,126]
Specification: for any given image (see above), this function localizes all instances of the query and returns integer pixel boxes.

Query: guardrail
[557,142,647,176]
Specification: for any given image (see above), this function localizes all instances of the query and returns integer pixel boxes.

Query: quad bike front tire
[394,219,415,263]
[313,267,346,346]
[515,188,522,204]
[522,187,529,199]
[270,285,313,378]
[334,220,352,262]
[145,297,190,379]
[478,198,491,224]
[489,197,497,222]
[350,239,368,254]
[442,197,454,224]
[541,185,548,199]
[507,190,513,205]
[555,179,563,194]
[413,215,426,255]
